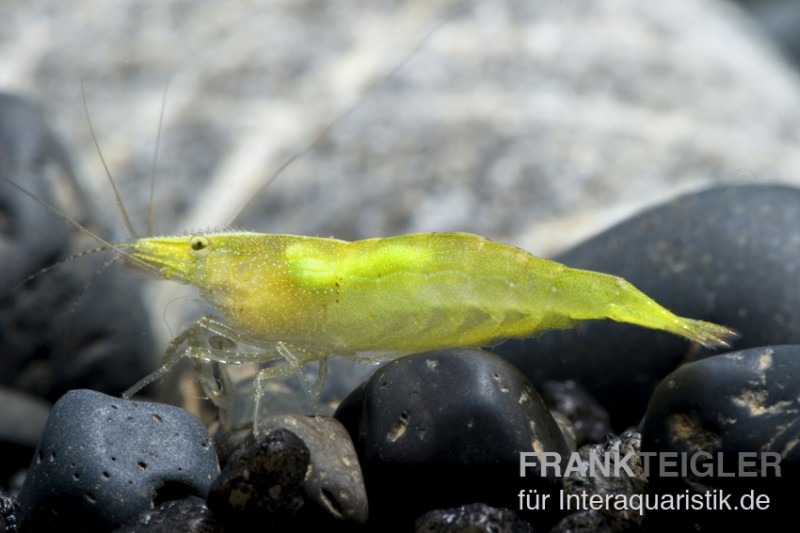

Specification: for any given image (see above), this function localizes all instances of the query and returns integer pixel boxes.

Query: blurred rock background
[1,0,800,382]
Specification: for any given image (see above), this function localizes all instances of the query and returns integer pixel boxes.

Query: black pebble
[16,389,219,532]
[415,502,533,533]
[206,428,310,530]
[641,345,800,531]
[496,185,800,429]
[336,349,567,531]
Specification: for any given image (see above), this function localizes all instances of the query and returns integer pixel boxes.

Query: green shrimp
[117,230,738,426]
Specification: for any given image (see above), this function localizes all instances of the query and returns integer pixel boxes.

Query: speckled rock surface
[206,428,310,530]
[17,390,219,532]
[256,415,368,524]
[641,345,799,531]
[0,487,19,533]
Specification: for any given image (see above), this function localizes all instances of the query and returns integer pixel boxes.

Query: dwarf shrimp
[113,229,737,429]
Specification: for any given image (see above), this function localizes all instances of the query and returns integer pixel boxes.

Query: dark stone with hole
[0,92,154,402]
[256,414,368,524]
[539,380,612,447]
[112,496,222,533]
[336,349,567,531]
[495,185,800,429]
[16,389,219,532]
[641,345,800,532]
[415,502,533,533]
[0,486,20,533]
[207,428,311,530]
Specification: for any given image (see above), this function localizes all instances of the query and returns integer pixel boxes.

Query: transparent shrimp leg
[122,314,262,398]
[252,343,329,433]
[124,314,328,431]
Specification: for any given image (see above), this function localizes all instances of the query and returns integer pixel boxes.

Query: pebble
[206,428,309,530]
[336,349,567,531]
[559,432,647,531]
[415,502,533,533]
[16,390,219,532]
[641,345,800,531]
[256,414,369,524]
[497,184,800,429]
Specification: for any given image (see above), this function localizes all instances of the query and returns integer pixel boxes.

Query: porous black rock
[415,502,533,533]
[206,428,310,530]
[17,389,219,532]
[112,496,222,533]
[256,414,369,524]
[641,345,800,531]
[496,185,800,429]
[336,349,568,531]
[560,432,647,531]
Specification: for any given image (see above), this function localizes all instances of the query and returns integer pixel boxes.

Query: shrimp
[114,229,738,429]
[1,166,738,430]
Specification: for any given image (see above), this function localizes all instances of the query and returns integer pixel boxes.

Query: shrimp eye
[189,235,210,256]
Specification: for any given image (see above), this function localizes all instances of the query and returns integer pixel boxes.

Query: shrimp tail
[668,317,739,349]
[556,267,739,350]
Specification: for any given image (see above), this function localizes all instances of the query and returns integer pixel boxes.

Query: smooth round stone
[415,502,533,533]
[336,349,567,530]
[496,185,800,429]
[641,345,800,531]
[17,390,219,532]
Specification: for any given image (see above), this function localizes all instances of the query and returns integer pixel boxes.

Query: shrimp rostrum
[119,230,737,426]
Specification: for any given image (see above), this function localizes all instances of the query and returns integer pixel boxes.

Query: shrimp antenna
[0,172,157,275]
[147,80,170,236]
[81,81,140,240]
[225,8,462,227]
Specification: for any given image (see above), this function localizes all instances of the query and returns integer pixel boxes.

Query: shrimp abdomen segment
[322,233,736,351]
[552,268,737,348]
